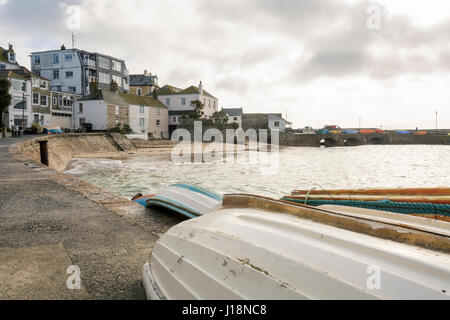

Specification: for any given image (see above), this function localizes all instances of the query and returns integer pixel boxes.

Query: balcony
[84,59,96,68]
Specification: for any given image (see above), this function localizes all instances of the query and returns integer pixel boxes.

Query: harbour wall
[279,133,450,147]
[18,133,120,171]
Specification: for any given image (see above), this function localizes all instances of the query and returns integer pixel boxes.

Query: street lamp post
[435,110,438,134]
[21,91,29,136]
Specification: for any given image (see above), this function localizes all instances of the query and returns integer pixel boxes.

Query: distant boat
[43,126,63,134]
[343,129,358,134]
[142,193,450,300]
[397,130,411,134]
[359,129,375,134]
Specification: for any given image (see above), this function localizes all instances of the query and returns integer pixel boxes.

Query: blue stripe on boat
[171,184,223,202]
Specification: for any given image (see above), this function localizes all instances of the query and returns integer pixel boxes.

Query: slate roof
[222,108,243,116]
[154,84,217,99]
[154,84,183,96]
[129,74,158,86]
[0,47,19,65]
[78,89,167,108]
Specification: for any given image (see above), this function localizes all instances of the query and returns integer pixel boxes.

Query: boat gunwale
[222,194,450,254]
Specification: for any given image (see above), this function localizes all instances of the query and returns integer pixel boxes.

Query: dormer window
[8,53,15,62]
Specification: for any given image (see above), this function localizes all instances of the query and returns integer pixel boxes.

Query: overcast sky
[1,0,449,129]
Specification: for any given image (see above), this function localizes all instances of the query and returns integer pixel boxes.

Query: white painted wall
[31,49,83,95]
[268,114,287,132]
[129,104,150,134]
[5,78,32,129]
[158,92,218,119]
[74,100,107,130]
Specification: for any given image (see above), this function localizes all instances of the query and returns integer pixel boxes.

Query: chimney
[110,79,118,92]
[61,44,66,50]
[199,81,203,94]
[144,70,148,76]
[8,44,13,52]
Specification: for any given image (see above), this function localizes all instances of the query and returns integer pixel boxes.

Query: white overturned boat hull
[143,195,450,300]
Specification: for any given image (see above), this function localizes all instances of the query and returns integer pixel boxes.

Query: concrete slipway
[0,136,182,299]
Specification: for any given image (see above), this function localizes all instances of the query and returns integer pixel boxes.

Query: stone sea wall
[18,133,119,171]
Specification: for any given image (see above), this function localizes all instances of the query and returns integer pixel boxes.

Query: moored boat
[282,187,450,222]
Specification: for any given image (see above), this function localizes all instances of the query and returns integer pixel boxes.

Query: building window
[68,87,76,92]
[208,100,211,108]
[98,56,111,69]
[65,71,73,78]
[156,108,160,114]
[165,98,170,106]
[274,121,280,127]
[65,54,72,61]
[156,119,160,126]
[181,97,186,105]
[14,115,27,126]
[35,70,40,76]
[53,97,57,105]
[139,118,145,127]
[40,81,47,89]
[40,95,47,106]
[53,69,59,79]
[99,72,110,84]
[112,75,121,86]
[0,64,5,70]
[172,116,176,122]
[115,106,120,115]
[112,60,122,72]
[233,117,238,121]
[33,93,39,105]
[13,98,27,109]
[34,55,40,64]
[52,54,59,63]
[58,96,63,106]
[78,103,83,113]
[8,53,15,62]
[34,114,39,123]
[137,88,142,96]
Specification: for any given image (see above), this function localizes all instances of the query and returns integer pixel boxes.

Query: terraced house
[75,85,168,138]
[31,73,52,127]
[154,81,218,132]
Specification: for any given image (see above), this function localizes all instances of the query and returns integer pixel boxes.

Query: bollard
[38,140,49,166]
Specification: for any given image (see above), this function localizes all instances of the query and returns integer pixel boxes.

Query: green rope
[281,198,450,217]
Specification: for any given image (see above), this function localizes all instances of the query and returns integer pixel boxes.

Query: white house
[154,81,219,131]
[222,107,243,128]
[0,70,32,129]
